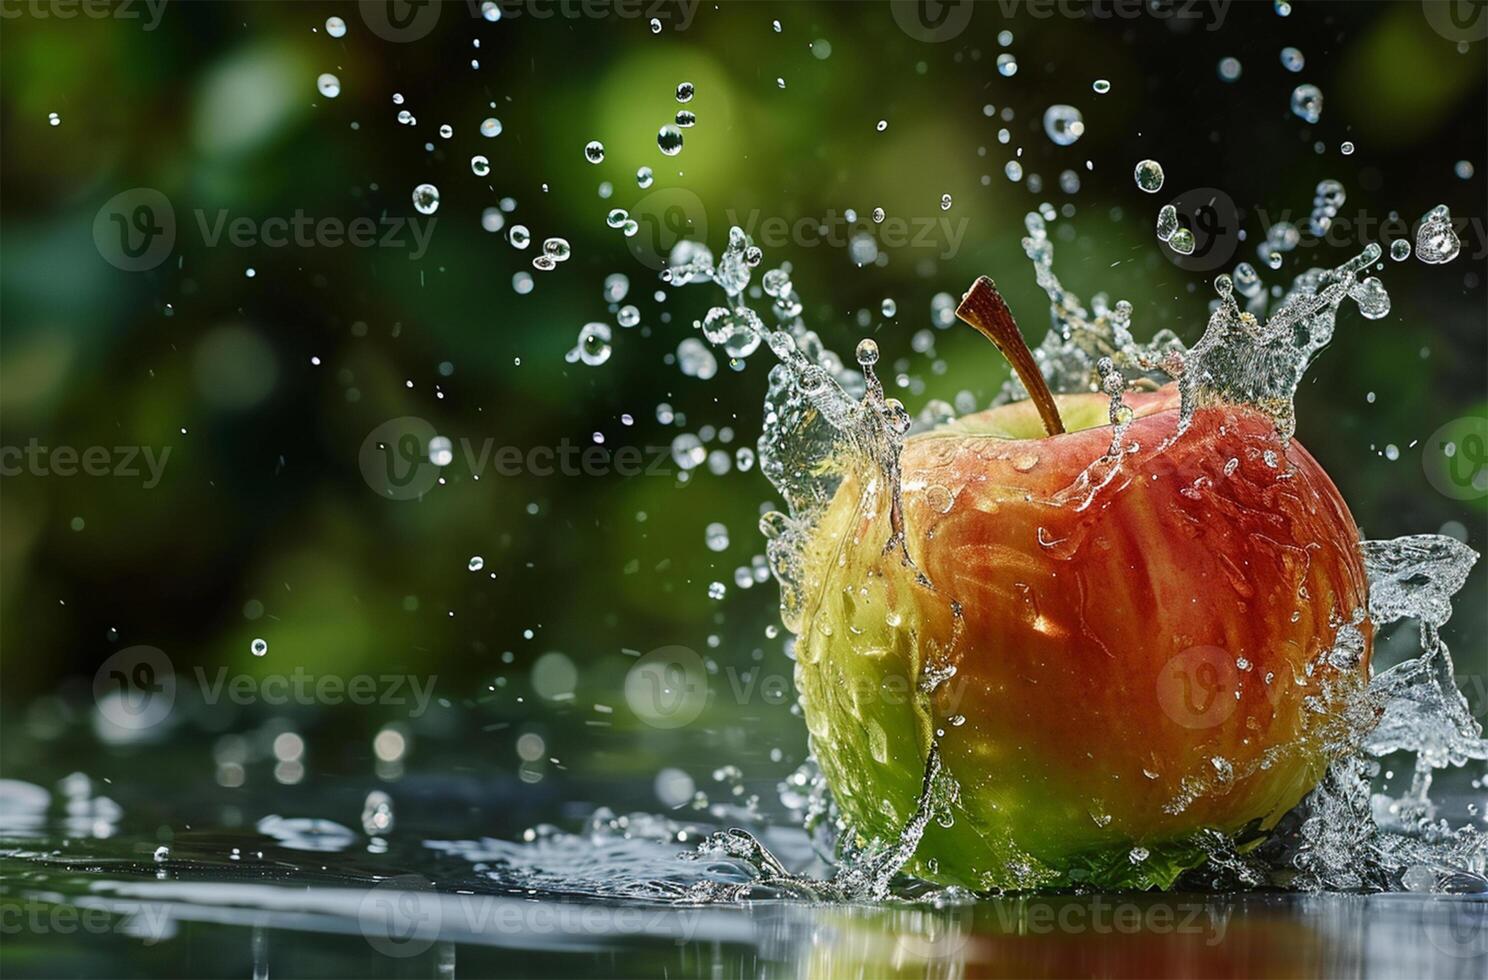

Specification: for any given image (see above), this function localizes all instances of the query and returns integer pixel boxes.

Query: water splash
[1288,534,1484,890]
[1176,242,1384,441]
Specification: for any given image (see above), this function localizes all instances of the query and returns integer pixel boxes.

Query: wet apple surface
[794,289,1375,891]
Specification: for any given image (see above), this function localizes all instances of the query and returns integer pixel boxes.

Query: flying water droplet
[584,140,605,164]
[1042,104,1085,146]
[1155,204,1179,243]
[1280,47,1305,72]
[1134,159,1164,193]
[572,323,613,366]
[603,273,629,303]
[1291,84,1323,124]
[1349,276,1391,320]
[705,522,730,551]
[411,183,440,214]
[316,73,341,98]
[677,337,717,379]
[657,125,684,156]
[1415,205,1460,264]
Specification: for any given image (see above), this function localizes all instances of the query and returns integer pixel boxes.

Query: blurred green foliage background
[1,0,1484,827]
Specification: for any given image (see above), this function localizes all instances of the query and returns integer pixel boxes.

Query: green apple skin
[793,385,1373,890]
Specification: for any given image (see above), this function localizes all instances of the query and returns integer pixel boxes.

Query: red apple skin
[794,384,1373,890]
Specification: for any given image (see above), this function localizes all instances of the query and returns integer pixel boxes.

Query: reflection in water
[1,782,1484,978]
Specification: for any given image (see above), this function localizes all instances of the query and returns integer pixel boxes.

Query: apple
[792,277,1373,890]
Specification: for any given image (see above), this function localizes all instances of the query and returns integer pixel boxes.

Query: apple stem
[955,276,1066,437]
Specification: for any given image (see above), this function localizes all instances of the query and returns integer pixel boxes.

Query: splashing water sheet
[1,3,1485,979]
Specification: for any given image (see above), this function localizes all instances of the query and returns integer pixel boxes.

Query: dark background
[1,0,1484,827]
